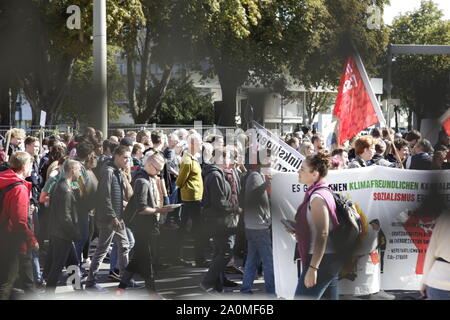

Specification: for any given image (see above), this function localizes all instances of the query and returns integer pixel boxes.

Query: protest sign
[251,121,305,172]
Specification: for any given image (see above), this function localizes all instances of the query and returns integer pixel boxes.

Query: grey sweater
[243,170,271,230]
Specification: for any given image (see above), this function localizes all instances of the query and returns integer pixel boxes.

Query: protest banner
[250,121,305,172]
[271,166,450,299]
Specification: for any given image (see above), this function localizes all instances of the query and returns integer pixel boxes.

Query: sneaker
[370,290,396,300]
[85,282,109,293]
[223,278,239,288]
[82,259,91,269]
[108,270,121,282]
[35,280,46,290]
[127,279,145,289]
[225,265,244,275]
[199,283,220,296]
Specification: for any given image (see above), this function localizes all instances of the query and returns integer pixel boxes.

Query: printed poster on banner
[250,121,305,172]
[271,166,450,299]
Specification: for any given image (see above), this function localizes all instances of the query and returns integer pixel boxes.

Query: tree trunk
[143,65,173,123]
[0,86,11,126]
[126,56,138,120]
[217,82,239,126]
[407,109,413,131]
[394,107,399,132]
[137,26,151,110]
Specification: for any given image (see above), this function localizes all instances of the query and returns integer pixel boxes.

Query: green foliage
[60,46,127,124]
[182,0,390,125]
[156,78,214,125]
[11,0,144,124]
[389,0,450,119]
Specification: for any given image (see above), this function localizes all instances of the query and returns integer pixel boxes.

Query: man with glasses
[117,152,174,298]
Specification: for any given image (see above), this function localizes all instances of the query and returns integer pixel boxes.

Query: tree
[190,0,390,126]
[0,0,22,126]
[303,91,336,125]
[156,78,214,125]
[123,0,202,124]
[4,0,144,125]
[389,1,450,128]
[59,46,127,126]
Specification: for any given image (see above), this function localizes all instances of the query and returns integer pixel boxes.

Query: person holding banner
[348,136,375,169]
[292,151,343,300]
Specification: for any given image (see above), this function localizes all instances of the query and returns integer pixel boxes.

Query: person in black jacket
[86,146,133,292]
[408,139,433,170]
[116,152,173,298]
[200,148,241,294]
[45,159,82,294]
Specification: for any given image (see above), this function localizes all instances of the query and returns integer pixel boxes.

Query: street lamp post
[280,93,284,136]
[93,0,108,137]
[8,88,12,129]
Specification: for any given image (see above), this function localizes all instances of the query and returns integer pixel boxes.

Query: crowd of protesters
[0,123,449,300]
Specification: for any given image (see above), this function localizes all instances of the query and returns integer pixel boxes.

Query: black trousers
[177,200,208,263]
[45,237,79,293]
[0,247,20,300]
[119,229,155,292]
[201,221,234,292]
[14,252,35,297]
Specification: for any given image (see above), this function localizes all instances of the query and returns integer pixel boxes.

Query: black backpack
[238,171,249,207]
[317,187,363,255]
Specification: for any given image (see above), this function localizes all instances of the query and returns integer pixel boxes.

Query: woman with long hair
[290,151,344,299]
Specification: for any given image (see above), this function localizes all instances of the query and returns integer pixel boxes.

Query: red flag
[440,109,450,136]
[333,56,380,145]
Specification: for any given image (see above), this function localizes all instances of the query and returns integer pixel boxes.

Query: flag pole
[353,52,404,169]
[4,130,11,163]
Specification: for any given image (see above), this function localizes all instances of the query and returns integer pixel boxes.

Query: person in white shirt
[421,212,450,300]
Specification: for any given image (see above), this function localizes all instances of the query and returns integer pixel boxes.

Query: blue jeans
[169,182,179,204]
[31,250,42,282]
[110,228,135,272]
[75,213,90,269]
[240,228,275,295]
[426,286,450,300]
[294,254,344,300]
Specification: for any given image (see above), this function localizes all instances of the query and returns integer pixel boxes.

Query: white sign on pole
[40,110,47,127]
[251,121,305,172]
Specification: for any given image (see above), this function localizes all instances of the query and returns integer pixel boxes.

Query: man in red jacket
[0,151,38,300]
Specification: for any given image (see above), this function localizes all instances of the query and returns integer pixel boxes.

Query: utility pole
[93,0,108,137]
[8,88,12,129]
[386,45,393,129]
[280,93,284,136]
